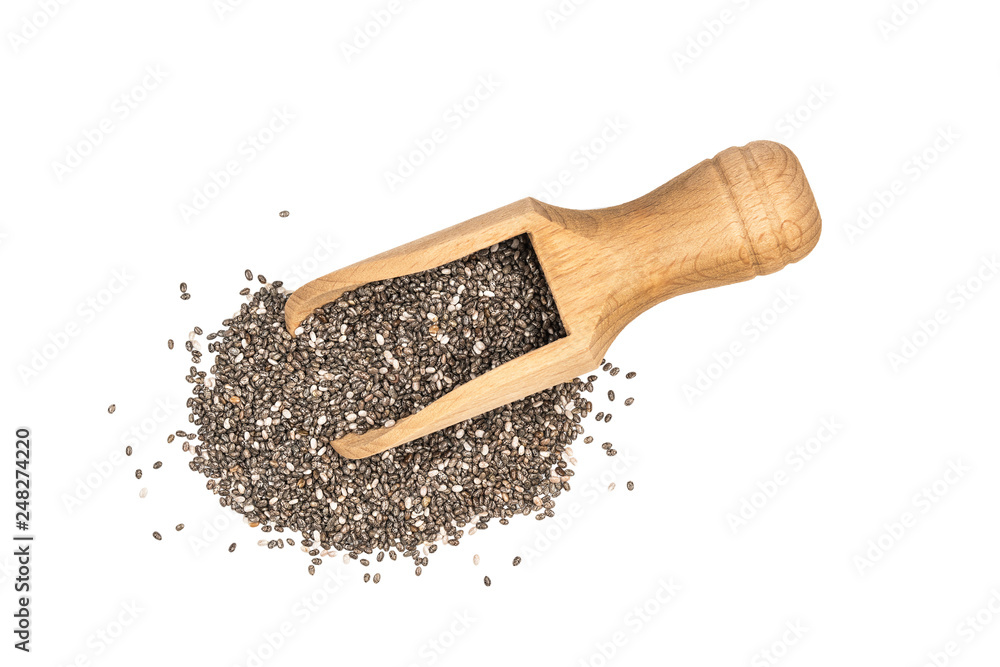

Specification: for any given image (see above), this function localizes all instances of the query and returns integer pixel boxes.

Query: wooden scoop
[285,140,821,459]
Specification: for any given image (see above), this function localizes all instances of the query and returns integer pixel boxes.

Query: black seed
[169,235,630,576]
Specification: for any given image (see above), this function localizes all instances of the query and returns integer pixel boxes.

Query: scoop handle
[535,140,822,337]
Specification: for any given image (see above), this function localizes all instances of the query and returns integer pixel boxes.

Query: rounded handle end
[715,141,822,276]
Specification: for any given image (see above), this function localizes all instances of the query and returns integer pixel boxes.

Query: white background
[2,1,999,665]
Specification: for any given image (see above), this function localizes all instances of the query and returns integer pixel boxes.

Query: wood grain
[285,140,821,458]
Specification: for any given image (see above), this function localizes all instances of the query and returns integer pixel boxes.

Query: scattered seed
[180,282,188,293]
[180,293,191,300]
[135,469,142,479]
[175,523,185,531]
[602,363,612,372]
[152,531,161,540]
[608,482,616,491]
[484,576,491,587]
[512,557,521,566]
[168,339,174,350]
[279,210,289,218]
[153,461,162,469]
[125,446,132,456]
[604,413,612,423]
[373,573,381,584]
[610,366,620,376]
[139,488,148,498]
[626,371,636,379]
[108,404,116,414]
[608,390,615,402]
[473,554,480,566]
[624,397,634,406]
[308,565,315,575]
[627,481,634,491]
[364,573,370,583]
[229,543,237,552]
[245,269,253,280]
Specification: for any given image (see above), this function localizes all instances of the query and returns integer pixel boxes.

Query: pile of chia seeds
[150,235,637,580]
